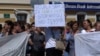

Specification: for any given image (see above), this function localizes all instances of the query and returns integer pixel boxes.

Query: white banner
[34,4,65,27]
[75,32,100,56]
[0,32,30,56]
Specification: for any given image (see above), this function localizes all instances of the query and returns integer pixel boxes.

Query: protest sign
[75,32,100,56]
[34,4,65,27]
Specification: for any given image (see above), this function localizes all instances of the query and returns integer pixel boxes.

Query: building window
[77,14,85,27]
[16,14,27,23]
[4,14,10,18]
[54,2,62,4]
[96,14,100,22]
[49,1,62,4]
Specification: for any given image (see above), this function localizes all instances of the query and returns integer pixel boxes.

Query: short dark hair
[5,20,13,26]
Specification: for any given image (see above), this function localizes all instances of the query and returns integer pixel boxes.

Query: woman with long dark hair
[70,21,80,56]
[65,21,80,56]
[81,19,95,33]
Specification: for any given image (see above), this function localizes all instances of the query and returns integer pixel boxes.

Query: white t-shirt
[81,29,95,34]
[45,38,56,49]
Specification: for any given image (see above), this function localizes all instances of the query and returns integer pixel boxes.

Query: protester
[81,19,95,33]
[1,18,100,56]
[94,22,100,31]
[30,27,45,56]
[27,22,36,56]
[64,21,75,56]
[12,22,25,35]
[0,24,2,37]
[24,23,33,56]
[0,24,2,33]
[65,21,79,56]
[45,27,63,56]
[25,23,31,33]
[2,20,14,36]
[30,22,36,32]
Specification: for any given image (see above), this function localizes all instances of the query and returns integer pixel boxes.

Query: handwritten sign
[34,4,65,27]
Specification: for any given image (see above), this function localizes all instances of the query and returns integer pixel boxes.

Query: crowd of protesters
[0,19,100,56]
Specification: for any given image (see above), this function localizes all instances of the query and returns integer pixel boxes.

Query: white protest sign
[34,4,65,27]
[75,32,100,56]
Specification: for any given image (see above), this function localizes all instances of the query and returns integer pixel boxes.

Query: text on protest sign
[34,4,65,27]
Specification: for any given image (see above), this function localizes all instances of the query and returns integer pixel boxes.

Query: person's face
[95,23,100,31]
[66,25,70,30]
[83,21,90,29]
[14,25,21,31]
[36,27,41,32]
[4,23,10,30]
[72,23,78,30]
[31,25,36,31]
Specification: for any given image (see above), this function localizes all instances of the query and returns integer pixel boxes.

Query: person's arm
[28,38,33,46]
[42,35,45,47]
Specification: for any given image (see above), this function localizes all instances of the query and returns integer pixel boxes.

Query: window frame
[96,12,100,22]
[76,12,87,27]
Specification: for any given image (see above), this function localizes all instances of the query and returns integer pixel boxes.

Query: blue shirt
[66,32,74,49]
[44,27,61,42]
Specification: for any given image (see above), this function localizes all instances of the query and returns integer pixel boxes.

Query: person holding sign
[34,4,65,56]
[44,27,64,56]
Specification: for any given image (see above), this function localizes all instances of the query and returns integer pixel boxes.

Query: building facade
[44,0,100,25]
[0,0,33,25]
[2,0,99,25]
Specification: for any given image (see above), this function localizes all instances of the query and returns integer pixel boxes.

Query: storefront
[49,1,100,25]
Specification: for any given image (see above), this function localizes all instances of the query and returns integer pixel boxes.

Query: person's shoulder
[81,30,87,33]
[81,29,86,32]
[91,28,95,32]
